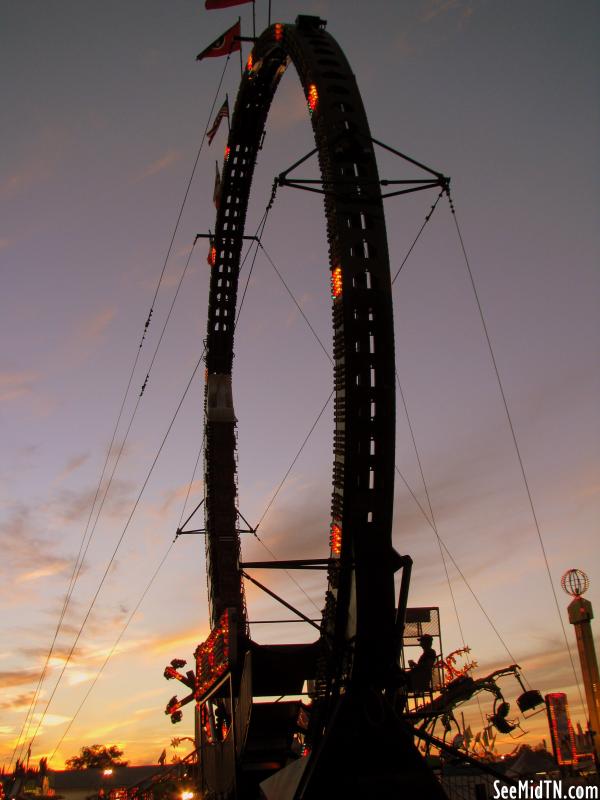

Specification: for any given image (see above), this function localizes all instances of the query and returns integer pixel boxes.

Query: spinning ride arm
[407,664,526,732]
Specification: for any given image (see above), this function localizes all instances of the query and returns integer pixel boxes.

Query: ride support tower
[199,15,449,798]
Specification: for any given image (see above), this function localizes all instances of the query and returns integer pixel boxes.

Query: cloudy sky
[1,0,599,770]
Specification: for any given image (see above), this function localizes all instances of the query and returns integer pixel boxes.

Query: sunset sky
[1,0,599,770]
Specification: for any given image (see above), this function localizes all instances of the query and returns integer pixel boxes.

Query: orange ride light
[330,522,342,556]
[331,266,343,299]
[307,84,318,115]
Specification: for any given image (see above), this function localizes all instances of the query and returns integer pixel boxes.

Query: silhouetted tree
[65,745,128,770]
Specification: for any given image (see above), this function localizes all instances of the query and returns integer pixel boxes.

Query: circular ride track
[202,15,447,799]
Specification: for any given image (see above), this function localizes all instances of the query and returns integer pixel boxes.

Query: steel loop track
[203,16,397,714]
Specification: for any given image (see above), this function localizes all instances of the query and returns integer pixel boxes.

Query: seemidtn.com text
[493,781,598,799]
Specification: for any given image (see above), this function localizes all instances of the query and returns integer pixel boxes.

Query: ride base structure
[161,16,531,799]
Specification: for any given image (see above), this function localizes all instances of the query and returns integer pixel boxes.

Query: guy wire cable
[48,437,206,763]
[13,53,235,764]
[26,350,205,753]
[446,191,585,710]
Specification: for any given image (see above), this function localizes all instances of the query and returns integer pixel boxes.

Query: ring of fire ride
[199,15,448,798]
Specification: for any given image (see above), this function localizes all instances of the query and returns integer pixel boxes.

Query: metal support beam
[370,137,448,181]
[394,555,412,662]
[240,558,332,570]
[177,499,204,532]
[250,618,322,624]
[176,529,206,536]
[241,571,321,632]
[278,179,444,199]
[195,233,260,241]
[175,528,255,537]
[278,147,318,183]
[175,500,255,538]
[236,508,255,532]
[276,138,450,200]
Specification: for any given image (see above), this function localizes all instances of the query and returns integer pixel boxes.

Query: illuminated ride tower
[561,568,600,761]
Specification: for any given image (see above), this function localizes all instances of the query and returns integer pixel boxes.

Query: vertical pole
[194,703,201,752]
[193,704,201,791]
[567,596,600,761]
[229,674,237,798]
[238,17,243,78]
[393,556,412,662]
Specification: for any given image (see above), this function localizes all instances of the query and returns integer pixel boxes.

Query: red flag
[206,97,229,145]
[205,0,252,8]
[196,20,241,60]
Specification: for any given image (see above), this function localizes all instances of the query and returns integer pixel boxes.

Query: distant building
[1,765,182,800]
[47,767,170,800]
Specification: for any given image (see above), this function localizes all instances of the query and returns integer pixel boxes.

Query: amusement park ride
[160,15,545,799]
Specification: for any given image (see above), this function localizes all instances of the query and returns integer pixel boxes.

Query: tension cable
[447,191,586,711]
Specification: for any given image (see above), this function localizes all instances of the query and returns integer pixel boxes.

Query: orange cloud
[0,124,69,198]
[50,307,117,372]
[55,453,90,484]
[0,370,38,403]
[134,149,181,182]
[268,81,307,133]
[78,307,116,342]
[16,564,68,583]
[151,480,204,521]
[0,160,53,197]
[0,691,36,711]
[0,670,41,688]
[419,0,471,23]
[149,625,210,656]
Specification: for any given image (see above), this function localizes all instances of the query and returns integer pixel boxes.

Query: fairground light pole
[561,568,600,761]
